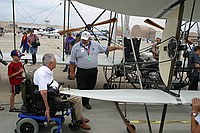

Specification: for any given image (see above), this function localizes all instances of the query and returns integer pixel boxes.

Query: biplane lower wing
[60,89,196,133]
[60,89,198,105]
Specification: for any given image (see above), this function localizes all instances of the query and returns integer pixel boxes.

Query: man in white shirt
[34,53,91,130]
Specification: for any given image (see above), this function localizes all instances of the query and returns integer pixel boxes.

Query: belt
[77,67,97,70]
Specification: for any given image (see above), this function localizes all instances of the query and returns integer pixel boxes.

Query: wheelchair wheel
[16,118,22,125]
[16,118,39,133]
[55,117,65,125]
[68,123,79,130]
[50,126,62,133]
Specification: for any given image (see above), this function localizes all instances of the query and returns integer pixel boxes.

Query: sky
[0,0,167,31]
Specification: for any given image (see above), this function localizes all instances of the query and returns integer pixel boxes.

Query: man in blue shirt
[63,33,75,72]
[69,31,123,109]
[188,46,200,90]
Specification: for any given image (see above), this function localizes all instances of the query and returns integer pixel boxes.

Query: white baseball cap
[81,31,91,40]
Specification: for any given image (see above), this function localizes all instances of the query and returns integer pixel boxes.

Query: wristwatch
[191,112,198,117]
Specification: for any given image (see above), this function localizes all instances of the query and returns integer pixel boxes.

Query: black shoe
[63,69,67,72]
[83,104,91,110]
[68,75,73,80]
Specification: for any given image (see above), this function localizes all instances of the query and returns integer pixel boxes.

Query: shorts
[10,84,21,94]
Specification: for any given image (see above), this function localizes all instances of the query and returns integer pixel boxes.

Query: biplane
[59,0,200,133]
[2,0,200,132]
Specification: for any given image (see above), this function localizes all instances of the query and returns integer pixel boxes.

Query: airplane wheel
[16,118,39,133]
[126,124,136,133]
[50,126,62,133]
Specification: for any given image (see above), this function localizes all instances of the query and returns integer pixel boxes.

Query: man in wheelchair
[33,53,91,130]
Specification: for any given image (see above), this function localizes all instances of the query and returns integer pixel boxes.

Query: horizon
[0,0,198,33]
[0,0,166,31]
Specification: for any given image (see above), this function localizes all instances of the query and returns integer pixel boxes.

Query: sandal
[9,107,20,112]
[0,107,4,111]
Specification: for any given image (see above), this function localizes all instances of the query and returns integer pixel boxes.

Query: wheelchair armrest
[58,82,64,85]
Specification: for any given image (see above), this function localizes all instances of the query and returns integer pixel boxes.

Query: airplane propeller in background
[144,19,164,30]
[144,18,193,44]
[58,18,117,35]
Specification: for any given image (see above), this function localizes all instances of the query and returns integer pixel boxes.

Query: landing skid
[115,102,136,133]
[115,102,168,133]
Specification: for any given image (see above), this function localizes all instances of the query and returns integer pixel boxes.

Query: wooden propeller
[144,18,193,44]
[58,18,117,35]
[144,19,164,30]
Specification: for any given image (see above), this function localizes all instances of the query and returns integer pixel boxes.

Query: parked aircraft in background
[45,29,60,39]
[34,28,60,39]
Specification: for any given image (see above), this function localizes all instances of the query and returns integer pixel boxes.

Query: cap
[10,50,24,58]
[76,33,81,37]
[81,31,91,40]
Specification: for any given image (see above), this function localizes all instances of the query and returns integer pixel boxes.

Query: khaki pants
[67,95,83,120]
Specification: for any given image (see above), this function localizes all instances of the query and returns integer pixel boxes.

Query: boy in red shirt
[8,50,24,112]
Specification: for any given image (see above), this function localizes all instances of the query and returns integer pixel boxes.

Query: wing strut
[184,0,196,44]
[115,102,136,133]
[144,104,153,133]
[159,104,168,133]
[157,0,186,18]
[178,0,197,95]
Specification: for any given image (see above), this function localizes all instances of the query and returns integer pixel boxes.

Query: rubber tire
[50,126,63,133]
[126,124,136,133]
[16,118,39,133]
[68,123,79,131]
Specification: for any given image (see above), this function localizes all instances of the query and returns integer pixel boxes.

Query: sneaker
[79,122,91,130]
[9,107,20,112]
[83,104,92,110]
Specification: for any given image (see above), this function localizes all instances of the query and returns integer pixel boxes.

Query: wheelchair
[14,69,79,133]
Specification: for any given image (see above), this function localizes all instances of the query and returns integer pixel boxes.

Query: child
[8,50,24,112]
[20,32,29,53]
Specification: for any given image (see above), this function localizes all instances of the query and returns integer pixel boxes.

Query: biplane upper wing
[60,89,200,105]
[73,0,200,21]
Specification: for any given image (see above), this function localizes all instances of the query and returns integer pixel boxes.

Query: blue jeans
[30,47,37,64]
[30,47,37,54]
[22,47,29,53]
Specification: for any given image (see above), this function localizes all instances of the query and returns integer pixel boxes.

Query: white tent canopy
[74,0,200,22]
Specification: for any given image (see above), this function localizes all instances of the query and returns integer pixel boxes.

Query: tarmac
[0,33,192,133]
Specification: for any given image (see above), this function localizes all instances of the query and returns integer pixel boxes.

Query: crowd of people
[1,31,200,132]
[0,30,122,130]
